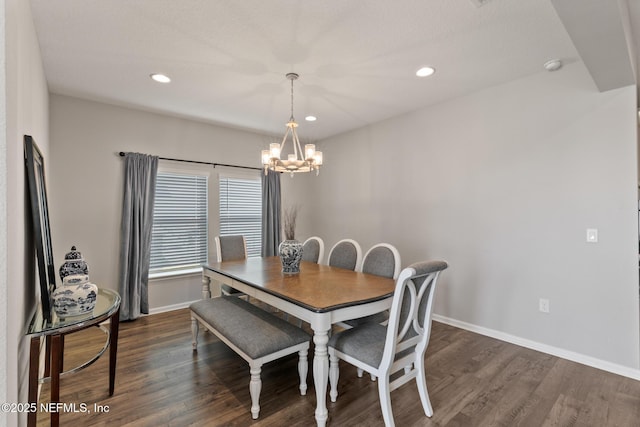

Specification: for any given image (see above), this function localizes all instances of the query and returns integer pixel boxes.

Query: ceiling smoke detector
[543,59,563,72]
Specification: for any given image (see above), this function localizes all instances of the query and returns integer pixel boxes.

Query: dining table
[201,256,396,426]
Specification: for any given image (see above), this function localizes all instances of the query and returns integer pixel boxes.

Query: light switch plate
[586,228,598,243]
[539,298,550,313]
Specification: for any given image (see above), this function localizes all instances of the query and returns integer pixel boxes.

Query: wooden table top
[203,256,396,313]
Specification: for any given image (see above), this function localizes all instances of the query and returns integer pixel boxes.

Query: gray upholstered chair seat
[328,322,386,367]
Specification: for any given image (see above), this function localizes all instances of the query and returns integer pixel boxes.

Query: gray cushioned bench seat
[190,296,311,419]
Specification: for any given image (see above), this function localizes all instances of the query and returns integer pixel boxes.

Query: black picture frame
[24,135,56,322]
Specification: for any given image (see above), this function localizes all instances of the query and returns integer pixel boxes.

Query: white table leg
[201,274,211,299]
[312,328,329,426]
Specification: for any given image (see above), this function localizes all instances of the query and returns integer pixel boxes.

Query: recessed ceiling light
[543,59,562,72]
[416,66,435,77]
[150,73,171,83]
[305,116,317,122]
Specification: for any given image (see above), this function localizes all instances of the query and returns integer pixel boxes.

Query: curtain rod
[118,151,261,171]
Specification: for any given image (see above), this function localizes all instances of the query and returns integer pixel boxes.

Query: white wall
[284,61,640,370]
[49,95,267,312]
[2,0,50,425]
[46,54,639,374]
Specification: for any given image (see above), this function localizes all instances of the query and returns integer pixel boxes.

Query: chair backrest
[361,243,401,279]
[302,236,325,264]
[215,235,247,262]
[379,260,448,377]
[327,239,362,271]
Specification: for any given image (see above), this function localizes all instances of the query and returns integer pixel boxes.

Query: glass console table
[26,288,121,427]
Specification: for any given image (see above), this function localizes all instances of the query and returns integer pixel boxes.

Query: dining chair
[327,239,362,271]
[301,236,324,264]
[328,260,448,427]
[337,243,401,329]
[215,235,247,296]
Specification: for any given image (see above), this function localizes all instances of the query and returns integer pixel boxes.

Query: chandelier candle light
[262,73,323,177]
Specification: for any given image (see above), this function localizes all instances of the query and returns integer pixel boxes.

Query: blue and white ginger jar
[52,274,98,318]
[59,245,89,280]
[279,240,303,274]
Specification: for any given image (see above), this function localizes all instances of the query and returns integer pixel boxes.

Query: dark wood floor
[35,308,640,426]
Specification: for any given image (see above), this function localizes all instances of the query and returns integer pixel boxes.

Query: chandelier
[261,73,323,176]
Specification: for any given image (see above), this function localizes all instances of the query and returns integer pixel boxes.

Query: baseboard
[432,314,640,381]
[149,300,199,315]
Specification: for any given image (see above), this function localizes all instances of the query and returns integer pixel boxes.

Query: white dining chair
[301,236,324,264]
[327,239,362,271]
[336,243,401,379]
[328,260,448,427]
[337,243,401,328]
[215,235,247,297]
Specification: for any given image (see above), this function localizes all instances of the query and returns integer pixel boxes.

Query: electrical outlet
[539,298,550,313]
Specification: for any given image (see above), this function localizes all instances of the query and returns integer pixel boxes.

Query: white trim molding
[432,314,640,381]
[149,300,200,315]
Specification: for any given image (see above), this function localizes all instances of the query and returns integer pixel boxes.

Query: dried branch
[283,205,299,241]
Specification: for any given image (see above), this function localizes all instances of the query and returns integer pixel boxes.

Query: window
[219,174,262,257]
[149,171,208,276]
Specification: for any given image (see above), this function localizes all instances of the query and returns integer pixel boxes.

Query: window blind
[219,176,262,257]
[150,172,208,274]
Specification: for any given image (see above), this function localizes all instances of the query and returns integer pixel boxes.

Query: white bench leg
[191,317,199,350]
[329,351,339,402]
[298,348,308,395]
[249,365,262,419]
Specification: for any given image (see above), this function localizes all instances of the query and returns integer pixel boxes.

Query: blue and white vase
[279,240,303,274]
[59,246,89,280]
[52,274,98,318]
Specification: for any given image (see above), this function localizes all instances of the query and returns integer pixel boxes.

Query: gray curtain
[261,170,281,256]
[118,153,158,321]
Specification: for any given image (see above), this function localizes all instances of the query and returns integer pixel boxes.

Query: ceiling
[29,0,639,141]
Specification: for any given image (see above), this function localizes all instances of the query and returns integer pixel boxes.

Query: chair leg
[249,365,262,419]
[190,317,199,350]
[329,351,339,402]
[378,377,395,427]
[356,368,376,381]
[298,348,308,396]
[416,357,433,417]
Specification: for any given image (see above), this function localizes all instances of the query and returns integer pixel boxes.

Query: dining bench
[190,296,311,419]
